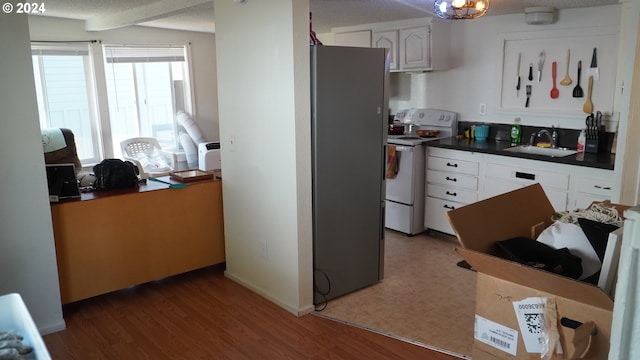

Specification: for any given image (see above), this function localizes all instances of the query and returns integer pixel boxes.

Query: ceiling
[33,0,620,34]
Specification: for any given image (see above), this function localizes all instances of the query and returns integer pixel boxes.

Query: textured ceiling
[34,0,621,34]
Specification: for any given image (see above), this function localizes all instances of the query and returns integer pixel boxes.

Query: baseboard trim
[224,271,314,317]
[39,319,66,336]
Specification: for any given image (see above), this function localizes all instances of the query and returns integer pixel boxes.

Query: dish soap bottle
[577,129,586,153]
[511,118,522,145]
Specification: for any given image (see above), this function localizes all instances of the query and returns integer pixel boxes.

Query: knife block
[585,138,599,153]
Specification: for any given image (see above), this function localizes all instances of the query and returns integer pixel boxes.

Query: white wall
[0,12,65,334]
[27,16,220,142]
[213,0,313,315]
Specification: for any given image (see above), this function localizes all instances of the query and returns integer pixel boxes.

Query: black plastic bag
[495,236,583,279]
[93,159,139,191]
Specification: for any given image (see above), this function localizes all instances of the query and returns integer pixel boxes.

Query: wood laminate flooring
[43,263,460,360]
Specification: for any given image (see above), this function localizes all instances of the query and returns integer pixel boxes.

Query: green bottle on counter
[511,117,522,145]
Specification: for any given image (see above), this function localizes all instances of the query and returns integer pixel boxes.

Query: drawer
[427,170,478,190]
[573,193,612,210]
[424,196,466,235]
[427,184,477,204]
[573,177,614,196]
[427,156,479,176]
[482,178,567,211]
[485,162,569,190]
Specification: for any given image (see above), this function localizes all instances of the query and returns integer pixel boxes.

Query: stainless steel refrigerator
[311,45,389,306]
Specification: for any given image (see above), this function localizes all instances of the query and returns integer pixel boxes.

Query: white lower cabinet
[482,161,570,211]
[570,175,614,210]
[424,148,479,235]
[423,147,617,233]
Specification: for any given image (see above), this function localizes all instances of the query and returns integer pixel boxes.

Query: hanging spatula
[573,61,584,98]
[587,48,599,81]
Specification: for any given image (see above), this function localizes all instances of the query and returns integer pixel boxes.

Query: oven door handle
[391,145,413,152]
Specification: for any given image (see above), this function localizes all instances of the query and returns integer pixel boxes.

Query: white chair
[120,137,177,179]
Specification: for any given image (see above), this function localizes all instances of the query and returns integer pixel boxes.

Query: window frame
[31,41,196,168]
[31,42,103,165]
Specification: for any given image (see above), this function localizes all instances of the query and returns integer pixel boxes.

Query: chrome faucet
[530,128,558,148]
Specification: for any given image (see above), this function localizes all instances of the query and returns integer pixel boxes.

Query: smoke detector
[524,7,557,25]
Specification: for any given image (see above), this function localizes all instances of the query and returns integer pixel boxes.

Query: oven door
[386,144,416,205]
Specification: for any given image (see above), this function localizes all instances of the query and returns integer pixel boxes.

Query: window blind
[31,42,90,56]
[104,45,186,63]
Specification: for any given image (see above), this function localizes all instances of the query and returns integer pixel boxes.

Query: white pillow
[177,111,206,144]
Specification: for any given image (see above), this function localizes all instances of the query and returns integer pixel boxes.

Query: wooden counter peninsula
[50,174,225,304]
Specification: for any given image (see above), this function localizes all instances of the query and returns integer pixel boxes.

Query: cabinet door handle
[515,171,535,180]
[446,191,457,197]
[445,176,457,182]
[446,162,458,168]
[443,204,455,210]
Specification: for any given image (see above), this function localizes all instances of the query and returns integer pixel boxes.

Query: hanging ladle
[573,60,584,98]
[560,49,572,86]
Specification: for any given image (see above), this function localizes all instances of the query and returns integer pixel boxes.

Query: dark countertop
[426,137,615,170]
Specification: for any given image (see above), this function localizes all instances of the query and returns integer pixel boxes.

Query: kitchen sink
[504,145,578,157]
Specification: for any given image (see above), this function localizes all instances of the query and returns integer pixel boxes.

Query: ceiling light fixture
[434,0,490,20]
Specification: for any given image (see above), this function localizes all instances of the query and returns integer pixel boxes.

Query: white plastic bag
[536,221,601,280]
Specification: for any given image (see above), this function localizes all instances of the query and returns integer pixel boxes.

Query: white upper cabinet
[372,30,398,70]
[399,26,430,70]
[334,30,372,48]
[333,18,450,72]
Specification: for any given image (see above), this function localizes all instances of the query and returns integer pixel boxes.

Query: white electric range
[385,109,457,235]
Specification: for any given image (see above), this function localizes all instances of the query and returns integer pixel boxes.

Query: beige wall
[0,12,65,333]
[213,0,314,314]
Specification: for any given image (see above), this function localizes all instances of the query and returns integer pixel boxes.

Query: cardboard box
[447,184,621,359]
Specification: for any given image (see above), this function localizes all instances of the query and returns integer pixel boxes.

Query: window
[31,42,193,166]
[103,45,191,157]
[32,42,102,165]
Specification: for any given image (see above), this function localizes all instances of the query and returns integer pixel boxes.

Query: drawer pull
[443,204,455,210]
[515,171,535,180]
[445,176,457,182]
[445,191,457,197]
[594,185,612,190]
[446,162,458,168]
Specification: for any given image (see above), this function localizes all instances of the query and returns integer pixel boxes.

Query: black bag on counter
[93,159,139,191]
[495,236,583,279]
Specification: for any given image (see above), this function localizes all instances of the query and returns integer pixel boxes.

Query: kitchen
[2,1,640,358]
[316,4,627,231]
[309,4,630,357]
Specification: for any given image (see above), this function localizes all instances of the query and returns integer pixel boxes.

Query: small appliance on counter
[198,141,221,171]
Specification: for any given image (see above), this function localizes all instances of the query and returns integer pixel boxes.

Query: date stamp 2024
[2,2,46,14]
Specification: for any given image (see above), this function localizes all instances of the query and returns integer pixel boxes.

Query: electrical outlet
[479,103,487,115]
